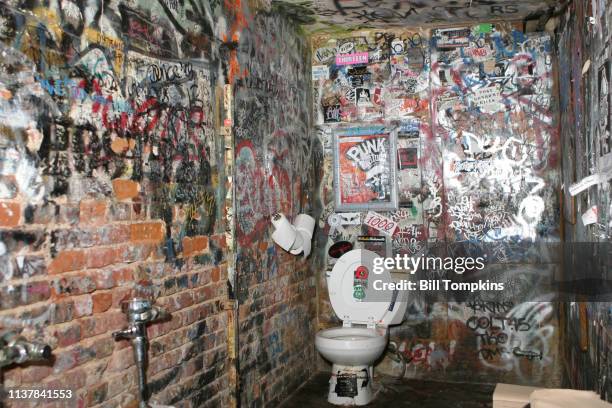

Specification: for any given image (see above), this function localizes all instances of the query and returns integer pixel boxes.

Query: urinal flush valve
[112,298,170,408]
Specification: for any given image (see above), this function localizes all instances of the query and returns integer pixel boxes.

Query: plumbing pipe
[113,298,170,408]
[0,331,52,369]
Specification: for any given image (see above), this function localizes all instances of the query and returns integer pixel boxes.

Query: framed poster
[333,126,398,211]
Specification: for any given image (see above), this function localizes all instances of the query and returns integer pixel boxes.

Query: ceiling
[272,0,562,33]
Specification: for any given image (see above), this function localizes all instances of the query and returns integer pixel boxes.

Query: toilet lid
[328,249,393,325]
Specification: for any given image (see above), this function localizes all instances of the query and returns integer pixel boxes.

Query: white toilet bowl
[316,249,408,406]
[316,327,387,366]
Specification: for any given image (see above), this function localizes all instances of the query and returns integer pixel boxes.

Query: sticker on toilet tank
[353,266,369,301]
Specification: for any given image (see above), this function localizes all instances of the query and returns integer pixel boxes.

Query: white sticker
[465,45,493,62]
[470,85,503,113]
[338,41,355,54]
[600,152,612,179]
[364,211,398,236]
[312,65,330,81]
[328,212,361,227]
[337,212,361,225]
[581,205,598,226]
[569,174,602,196]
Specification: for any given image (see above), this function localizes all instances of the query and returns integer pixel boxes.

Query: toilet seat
[318,249,409,406]
[327,249,396,327]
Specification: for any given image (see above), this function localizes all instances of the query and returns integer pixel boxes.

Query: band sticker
[353,265,369,301]
[312,65,330,81]
[364,211,398,236]
[328,241,353,258]
[336,52,369,66]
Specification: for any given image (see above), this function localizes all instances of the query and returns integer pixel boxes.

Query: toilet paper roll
[301,235,312,258]
[289,231,311,257]
[271,213,298,251]
[294,214,315,239]
[289,230,305,255]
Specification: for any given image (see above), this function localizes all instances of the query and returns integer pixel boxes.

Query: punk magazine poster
[333,127,398,211]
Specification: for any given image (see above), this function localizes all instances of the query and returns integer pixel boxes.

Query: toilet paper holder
[271,213,315,258]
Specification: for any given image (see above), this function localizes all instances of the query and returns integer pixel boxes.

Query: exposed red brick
[73,295,93,318]
[90,337,115,359]
[110,137,134,154]
[51,274,96,298]
[2,363,21,387]
[0,201,20,227]
[106,372,134,399]
[20,365,52,384]
[86,247,119,269]
[106,347,135,372]
[130,222,164,242]
[112,267,134,286]
[182,235,209,256]
[79,310,125,339]
[90,269,114,290]
[44,368,87,391]
[86,382,108,406]
[175,291,194,310]
[211,267,220,282]
[52,322,82,348]
[92,292,113,313]
[111,286,133,308]
[112,179,139,200]
[48,250,86,274]
[211,234,227,249]
[79,200,107,224]
[105,225,131,244]
[117,244,155,263]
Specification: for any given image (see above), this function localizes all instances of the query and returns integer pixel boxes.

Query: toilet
[315,249,408,406]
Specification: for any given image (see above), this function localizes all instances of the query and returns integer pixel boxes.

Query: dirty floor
[281,372,495,407]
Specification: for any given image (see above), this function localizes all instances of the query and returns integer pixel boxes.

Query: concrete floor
[281,372,495,407]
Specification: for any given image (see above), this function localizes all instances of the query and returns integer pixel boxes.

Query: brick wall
[232,9,320,407]
[0,1,320,407]
[0,0,231,404]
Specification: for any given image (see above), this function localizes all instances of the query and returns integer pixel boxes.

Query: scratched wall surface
[0,0,317,407]
[277,0,559,33]
[233,8,320,408]
[313,24,563,386]
[558,0,612,398]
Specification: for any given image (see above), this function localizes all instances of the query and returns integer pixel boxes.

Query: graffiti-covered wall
[557,0,612,397]
[0,0,318,407]
[279,0,558,33]
[233,8,320,407]
[312,23,563,386]
[0,0,230,406]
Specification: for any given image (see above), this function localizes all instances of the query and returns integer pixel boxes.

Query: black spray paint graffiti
[0,1,222,267]
[303,0,555,26]
[462,300,553,380]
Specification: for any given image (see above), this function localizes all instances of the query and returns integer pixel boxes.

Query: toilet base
[327,364,374,406]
